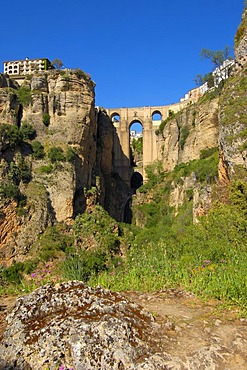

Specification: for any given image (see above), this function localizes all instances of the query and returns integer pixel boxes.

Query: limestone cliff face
[235,8,247,68]
[158,98,219,172]
[0,75,20,126]
[96,109,131,222]
[218,8,247,181]
[0,71,130,263]
[154,96,220,221]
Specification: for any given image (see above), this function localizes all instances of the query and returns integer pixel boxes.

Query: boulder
[0,281,167,370]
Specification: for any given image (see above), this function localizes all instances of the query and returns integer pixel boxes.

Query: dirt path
[125,289,247,369]
[1,289,247,369]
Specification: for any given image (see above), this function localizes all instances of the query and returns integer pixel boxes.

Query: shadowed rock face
[0,281,166,370]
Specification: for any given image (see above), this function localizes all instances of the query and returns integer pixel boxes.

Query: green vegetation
[17,85,31,106]
[43,113,50,127]
[0,122,36,151]
[235,8,247,46]
[0,124,22,150]
[0,183,20,201]
[65,146,76,161]
[20,122,36,140]
[74,68,91,80]
[48,146,65,162]
[194,72,214,88]
[31,141,45,159]
[179,125,190,149]
[0,260,38,285]
[155,110,175,135]
[172,148,219,184]
[89,180,247,314]
[200,47,232,68]
[198,83,223,103]
[131,137,143,154]
[39,164,53,174]
[35,225,74,261]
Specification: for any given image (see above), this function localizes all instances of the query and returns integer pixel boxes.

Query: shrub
[74,68,91,79]
[20,122,36,140]
[200,146,218,159]
[0,262,25,284]
[156,110,175,135]
[48,146,65,162]
[144,160,165,186]
[61,249,108,282]
[43,113,50,127]
[65,146,76,161]
[0,124,22,150]
[131,137,143,154]
[36,225,74,261]
[172,149,219,184]
[179,125,190,149]
[19,162,32,184]
[18,86,31,106]
[39,164,53,174]
[0,183,20,201]
[73,205,121,255]
[32,141,45,159]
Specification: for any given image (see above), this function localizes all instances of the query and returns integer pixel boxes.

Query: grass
[88,179,247,315]
[0,162,246,316]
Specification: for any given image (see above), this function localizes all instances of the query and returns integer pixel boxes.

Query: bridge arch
[129,118,144,129]
[111,112,120,122]
[130,171,143,191]
[106,103,186,184]
[152,110,162,121]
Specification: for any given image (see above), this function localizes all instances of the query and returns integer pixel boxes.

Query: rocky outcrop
[234,8,247,69]
[159,97,219,172]
[96,109,132,222]
[218,8,247,180]
[0,182,55,265]
[1,282,246,369]
[0,281,165,370]
[0,71,131,262]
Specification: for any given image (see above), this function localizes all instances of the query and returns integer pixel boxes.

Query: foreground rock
[0,281,166,369]
[0,282,247,369]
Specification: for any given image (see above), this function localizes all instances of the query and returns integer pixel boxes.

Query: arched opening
[129,120,143,169]
[130,171,143,191]
[111,113,120,123]
[152,110,162,121]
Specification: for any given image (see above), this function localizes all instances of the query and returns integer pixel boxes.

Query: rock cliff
[157,97,219,172]
[0,70,130,264]
[218,8,247,180]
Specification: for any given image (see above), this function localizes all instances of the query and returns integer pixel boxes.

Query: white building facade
[3,58,52,76]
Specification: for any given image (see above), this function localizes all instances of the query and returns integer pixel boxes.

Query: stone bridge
[106,101,188,186]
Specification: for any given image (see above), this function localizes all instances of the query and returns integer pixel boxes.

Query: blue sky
[0,0,244,108]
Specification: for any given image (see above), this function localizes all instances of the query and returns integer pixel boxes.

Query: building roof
[3,58,49,63]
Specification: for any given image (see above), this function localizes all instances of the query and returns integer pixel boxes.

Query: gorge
[0,5,246,370]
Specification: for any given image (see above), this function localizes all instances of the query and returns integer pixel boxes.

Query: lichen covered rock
[0,281,165,370]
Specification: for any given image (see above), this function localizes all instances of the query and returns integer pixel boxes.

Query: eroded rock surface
[0,283,247,370]
[0,281,166,370]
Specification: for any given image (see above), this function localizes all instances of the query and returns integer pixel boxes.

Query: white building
[3,58,53,76]
[212,59,235,87]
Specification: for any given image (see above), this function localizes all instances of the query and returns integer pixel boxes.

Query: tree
[200,46,232,68]
[194,72,214,87]
[51,58,64,70]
